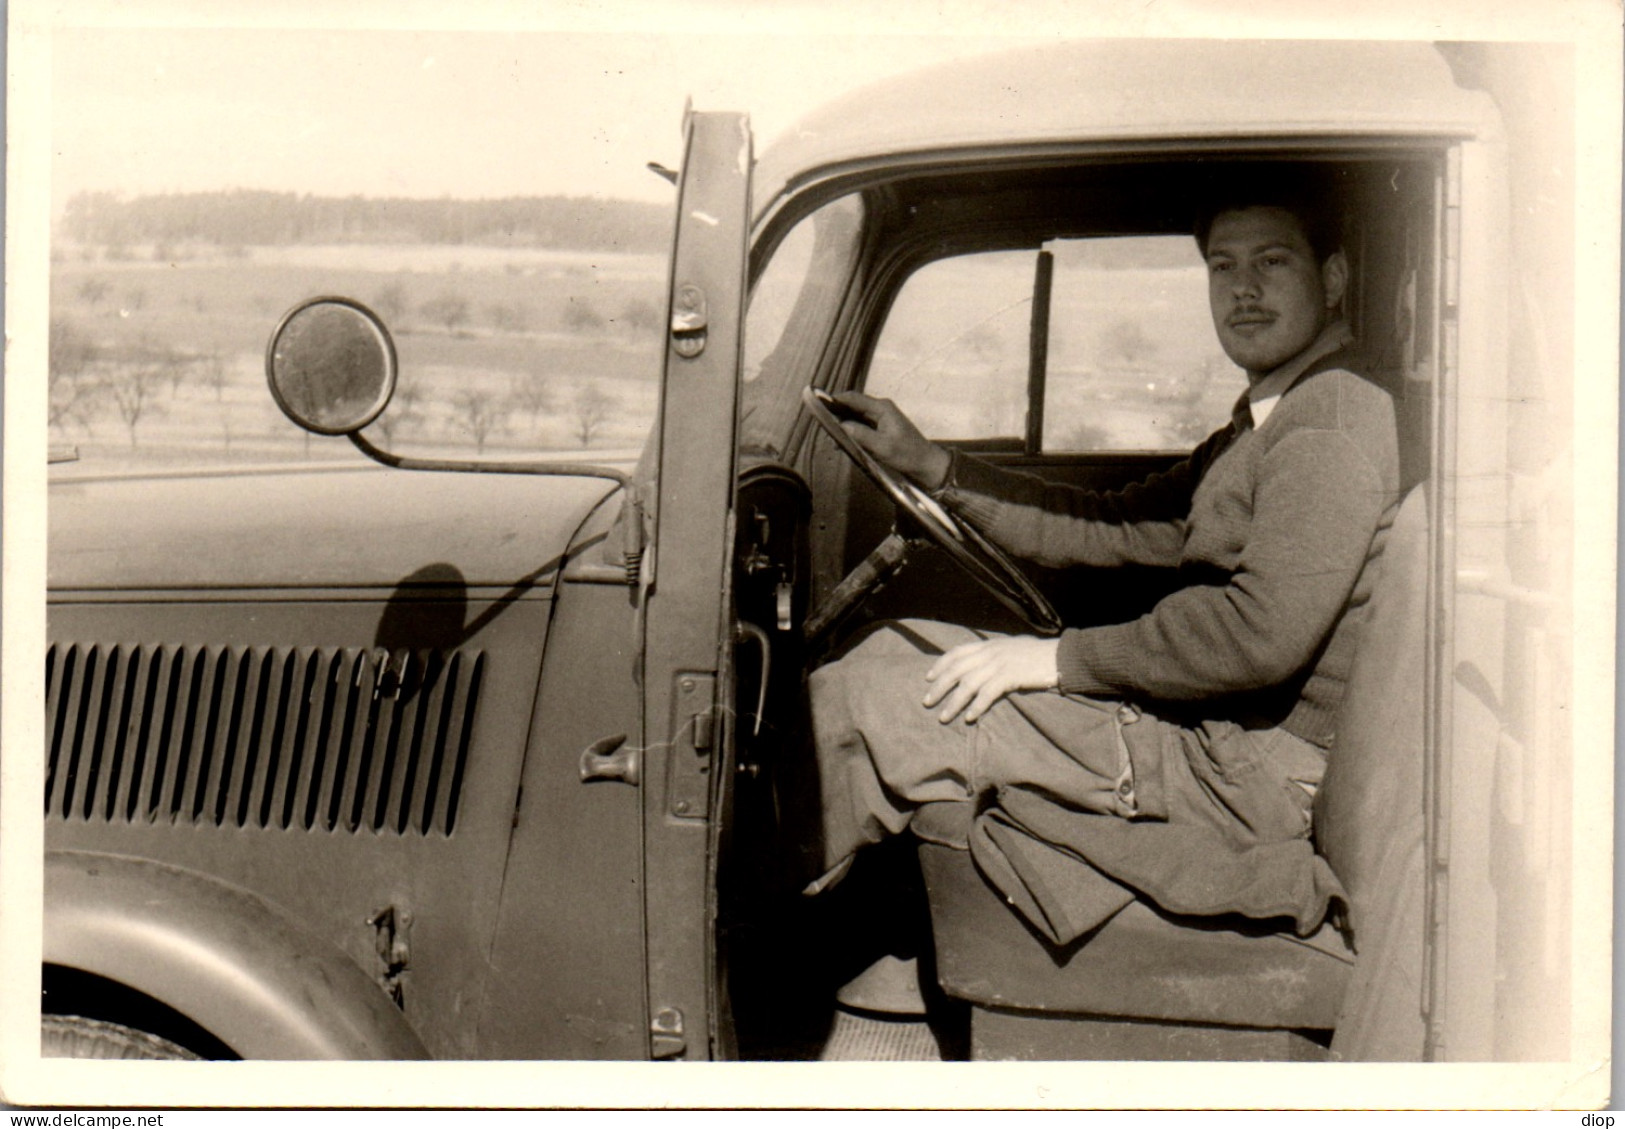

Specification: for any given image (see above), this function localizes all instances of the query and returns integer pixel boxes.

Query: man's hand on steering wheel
[802,384,1063,637]
[827,391,952,491]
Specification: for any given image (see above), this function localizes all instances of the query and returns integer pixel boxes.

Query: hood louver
[45,643,483,836]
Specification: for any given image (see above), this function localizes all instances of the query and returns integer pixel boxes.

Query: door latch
[580,733,639,785]
[667,673,716,819]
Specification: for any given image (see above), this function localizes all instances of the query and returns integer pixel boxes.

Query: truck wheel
[42,1015,202,1060]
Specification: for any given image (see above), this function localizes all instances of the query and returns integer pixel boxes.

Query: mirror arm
[346,430,631,488]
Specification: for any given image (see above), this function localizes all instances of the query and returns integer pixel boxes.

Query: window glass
[739,193,865,457]
[864,236,1240,453]
[1044,236,1237,451]
[865,251,1033,442]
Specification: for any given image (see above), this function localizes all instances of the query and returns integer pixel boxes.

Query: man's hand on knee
[923,635,1061,724]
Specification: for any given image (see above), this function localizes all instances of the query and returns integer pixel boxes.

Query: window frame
[772,144,1445,474]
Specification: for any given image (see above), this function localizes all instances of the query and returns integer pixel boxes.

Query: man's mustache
[1227,306,1277,326]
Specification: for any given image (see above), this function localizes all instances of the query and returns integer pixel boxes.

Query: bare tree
[48,318,100,435]
[562,297,605,333]
[1101,317,1157,368]
[572,382,616,448]
[421,293,471,337]
[50,318,95,380]
[1161,354,1234,446]
[617,298,661,335]
[200,349,232,401]
[1103,318,1157,368]
[372,281,409,325]
[373,378,425,446]
[108,363,167,448]
[506,370,552,425]
[115,335,191,395]
[167,352,193,395]
[487,302,530,333]
[75,277,112,308]
[453,387,504,454]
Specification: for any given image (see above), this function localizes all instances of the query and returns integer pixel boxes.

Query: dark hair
[1192,166,1346,263]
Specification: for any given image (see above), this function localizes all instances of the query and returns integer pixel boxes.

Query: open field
[48,235,1244,478]
[867,242,1243,450]
[48,242,668,474]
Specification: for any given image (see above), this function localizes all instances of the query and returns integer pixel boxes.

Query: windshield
[738,193,866,459]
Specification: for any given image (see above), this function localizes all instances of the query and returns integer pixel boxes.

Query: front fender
[44,850,430,1060]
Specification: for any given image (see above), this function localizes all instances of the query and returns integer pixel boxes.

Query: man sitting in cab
[809,172,1402,958]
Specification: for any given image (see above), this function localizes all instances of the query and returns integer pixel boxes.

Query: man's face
[1204,206,1346,378]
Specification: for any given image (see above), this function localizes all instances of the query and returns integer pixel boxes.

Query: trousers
[808,619,1327,902]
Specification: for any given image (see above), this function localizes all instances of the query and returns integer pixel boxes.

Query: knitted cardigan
[938,348,1400,748]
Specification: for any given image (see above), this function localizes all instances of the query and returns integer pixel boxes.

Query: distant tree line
[59,190,671,252]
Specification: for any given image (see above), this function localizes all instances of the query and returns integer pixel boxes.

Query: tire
[41,1015,203,1060]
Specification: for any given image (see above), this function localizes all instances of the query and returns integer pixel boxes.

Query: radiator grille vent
[45,643,484,835]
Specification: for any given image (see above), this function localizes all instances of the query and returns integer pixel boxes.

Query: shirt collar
[1244,319,1354,428]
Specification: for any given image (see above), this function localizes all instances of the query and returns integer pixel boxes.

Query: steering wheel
[801,386,1063,637]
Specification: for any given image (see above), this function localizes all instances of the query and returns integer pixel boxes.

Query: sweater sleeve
[1055,427,1387,700]
[935,426,1233,570]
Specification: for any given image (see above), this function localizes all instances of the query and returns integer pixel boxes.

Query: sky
[48,15,1054,216]
[44,0,1585,220]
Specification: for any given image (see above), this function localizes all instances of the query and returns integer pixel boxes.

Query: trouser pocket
[1188,722,1322,843]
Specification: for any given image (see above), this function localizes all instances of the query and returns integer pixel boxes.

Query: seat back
[1313,484,1428,912]
[1311,483,1430,1059]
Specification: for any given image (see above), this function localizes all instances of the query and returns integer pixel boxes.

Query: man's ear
[1321,250,1349,309]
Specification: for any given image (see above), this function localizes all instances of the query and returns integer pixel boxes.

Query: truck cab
[36,38,1593,1080]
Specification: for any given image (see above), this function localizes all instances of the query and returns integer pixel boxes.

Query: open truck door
[636,110,752,1060]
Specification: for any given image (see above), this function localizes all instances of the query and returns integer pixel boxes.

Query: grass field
[48,241,668,473]
[48,235,1243,477]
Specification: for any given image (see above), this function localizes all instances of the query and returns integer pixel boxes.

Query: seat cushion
[912,486,1428,1044]
[920,837,1353,1030]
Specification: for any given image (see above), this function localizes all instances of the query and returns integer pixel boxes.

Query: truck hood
[49,464,621,593]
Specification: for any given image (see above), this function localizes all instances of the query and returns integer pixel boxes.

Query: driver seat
[913,484,1430,1061]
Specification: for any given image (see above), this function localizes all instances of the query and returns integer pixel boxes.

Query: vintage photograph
[2,0,1617,1110]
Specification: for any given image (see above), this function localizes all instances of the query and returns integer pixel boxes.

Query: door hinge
[650,1007,686,1059]
[667,672,716,819]
[669,283,708,359]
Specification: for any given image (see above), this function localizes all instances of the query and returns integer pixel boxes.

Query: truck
[22,35,1608,1096]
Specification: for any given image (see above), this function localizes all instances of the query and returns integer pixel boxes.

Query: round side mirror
[265,297,398,435]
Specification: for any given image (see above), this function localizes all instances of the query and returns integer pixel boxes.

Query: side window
[864,251,1034,444]
[866,236,1239,452]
